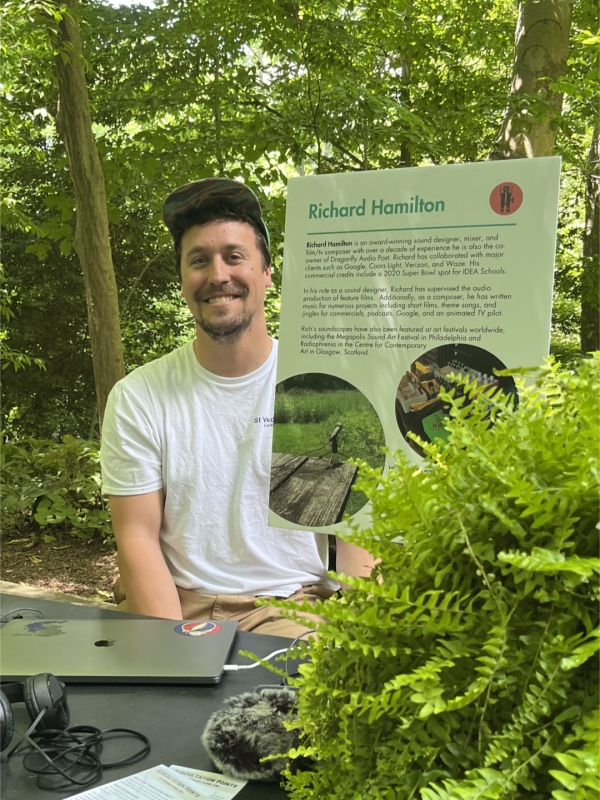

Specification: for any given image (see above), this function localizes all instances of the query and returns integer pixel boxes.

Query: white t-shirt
[100,340,339,597]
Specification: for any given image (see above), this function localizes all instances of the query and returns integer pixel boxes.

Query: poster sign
[268,158,561,535]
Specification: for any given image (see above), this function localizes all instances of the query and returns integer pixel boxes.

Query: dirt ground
[1,533,119,601]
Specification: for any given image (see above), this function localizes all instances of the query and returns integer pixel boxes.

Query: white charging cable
[223,629,318,673]
[223,647,291,672]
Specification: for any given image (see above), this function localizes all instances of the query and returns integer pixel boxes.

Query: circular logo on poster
[489,182,523,215]
[174,621,221,637]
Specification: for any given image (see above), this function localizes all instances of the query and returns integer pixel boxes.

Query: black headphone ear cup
[0,690,14,752]
[22,676,41,725]
[24,674,69,731]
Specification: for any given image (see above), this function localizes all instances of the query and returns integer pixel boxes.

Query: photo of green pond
[271,374,386,525]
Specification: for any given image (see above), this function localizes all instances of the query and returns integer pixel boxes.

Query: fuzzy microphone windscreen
[202,688,309,782]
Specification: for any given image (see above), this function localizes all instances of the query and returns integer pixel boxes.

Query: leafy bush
[261,355,599,800]
[1,435,113,544]
[274,390,368,425]
[333,410,386,469]
[550,323,583,367]
[1,264,47,376]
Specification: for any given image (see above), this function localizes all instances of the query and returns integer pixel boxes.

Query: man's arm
[109,490,182,619]
[335,536,381,589]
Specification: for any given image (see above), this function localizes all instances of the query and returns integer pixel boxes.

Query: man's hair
[173,201,271,279]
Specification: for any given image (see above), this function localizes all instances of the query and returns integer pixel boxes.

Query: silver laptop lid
[0,619,238,684]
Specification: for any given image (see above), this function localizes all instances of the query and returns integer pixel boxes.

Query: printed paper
[65,764,247,800]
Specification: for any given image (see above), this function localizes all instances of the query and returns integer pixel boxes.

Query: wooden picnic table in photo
[269,452,358,527]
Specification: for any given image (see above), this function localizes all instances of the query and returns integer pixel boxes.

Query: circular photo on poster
[270,373,386,527]
[395,343,517,458]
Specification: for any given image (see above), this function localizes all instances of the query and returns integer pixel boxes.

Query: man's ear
[264,265,272,288]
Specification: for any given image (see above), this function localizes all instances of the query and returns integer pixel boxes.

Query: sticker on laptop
[174,621,222,637]
[10,621,69,637]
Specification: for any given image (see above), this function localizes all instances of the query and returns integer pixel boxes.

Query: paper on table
[170,765,247,798]
[65,766,184,800]
[154,766,246,799]
[65,764,246,800]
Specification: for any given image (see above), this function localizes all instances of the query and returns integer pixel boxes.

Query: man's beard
[193,285,253,344]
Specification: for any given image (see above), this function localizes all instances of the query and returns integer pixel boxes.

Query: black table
[0,593,296,799]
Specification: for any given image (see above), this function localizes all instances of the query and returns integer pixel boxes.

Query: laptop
[0,618,238,684]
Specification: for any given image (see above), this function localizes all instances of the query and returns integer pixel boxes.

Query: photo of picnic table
[269,372,387,527]
[269,453,358,527]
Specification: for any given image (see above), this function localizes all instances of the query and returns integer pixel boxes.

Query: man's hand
[109,490,182,619]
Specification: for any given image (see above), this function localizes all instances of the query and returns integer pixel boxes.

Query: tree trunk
[489,0,572,160]
[53,0,124,433]
[399,56,412,168]
[399,0,412,167]
[581,124,599,353]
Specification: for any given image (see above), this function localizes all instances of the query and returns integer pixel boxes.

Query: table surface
[0,593,299,799]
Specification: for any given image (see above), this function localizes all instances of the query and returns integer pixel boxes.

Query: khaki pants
[114,577,334,639]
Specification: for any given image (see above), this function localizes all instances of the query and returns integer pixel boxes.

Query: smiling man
[100,178,376,636]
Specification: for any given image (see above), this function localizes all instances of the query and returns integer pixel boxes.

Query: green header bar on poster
[307,223,518,236]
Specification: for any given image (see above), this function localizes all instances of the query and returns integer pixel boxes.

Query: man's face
[180,220,271,343]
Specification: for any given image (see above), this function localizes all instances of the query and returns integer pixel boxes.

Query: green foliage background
[1,0,597,441]
[257,356,600,800]
[274,388,368,425]
[1,435,113,543]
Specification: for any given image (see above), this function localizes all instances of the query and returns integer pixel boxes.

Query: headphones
[0,674,149,790]
[0,674,70,752]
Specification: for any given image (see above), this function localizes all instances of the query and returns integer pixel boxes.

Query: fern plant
[260,355,599,800]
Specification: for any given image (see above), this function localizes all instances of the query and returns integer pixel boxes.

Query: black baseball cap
[162,177,270,248]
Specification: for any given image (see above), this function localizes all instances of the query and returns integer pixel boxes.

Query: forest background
[1,0,598,583]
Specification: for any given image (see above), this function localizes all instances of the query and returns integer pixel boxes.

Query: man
[101,178,376,637]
